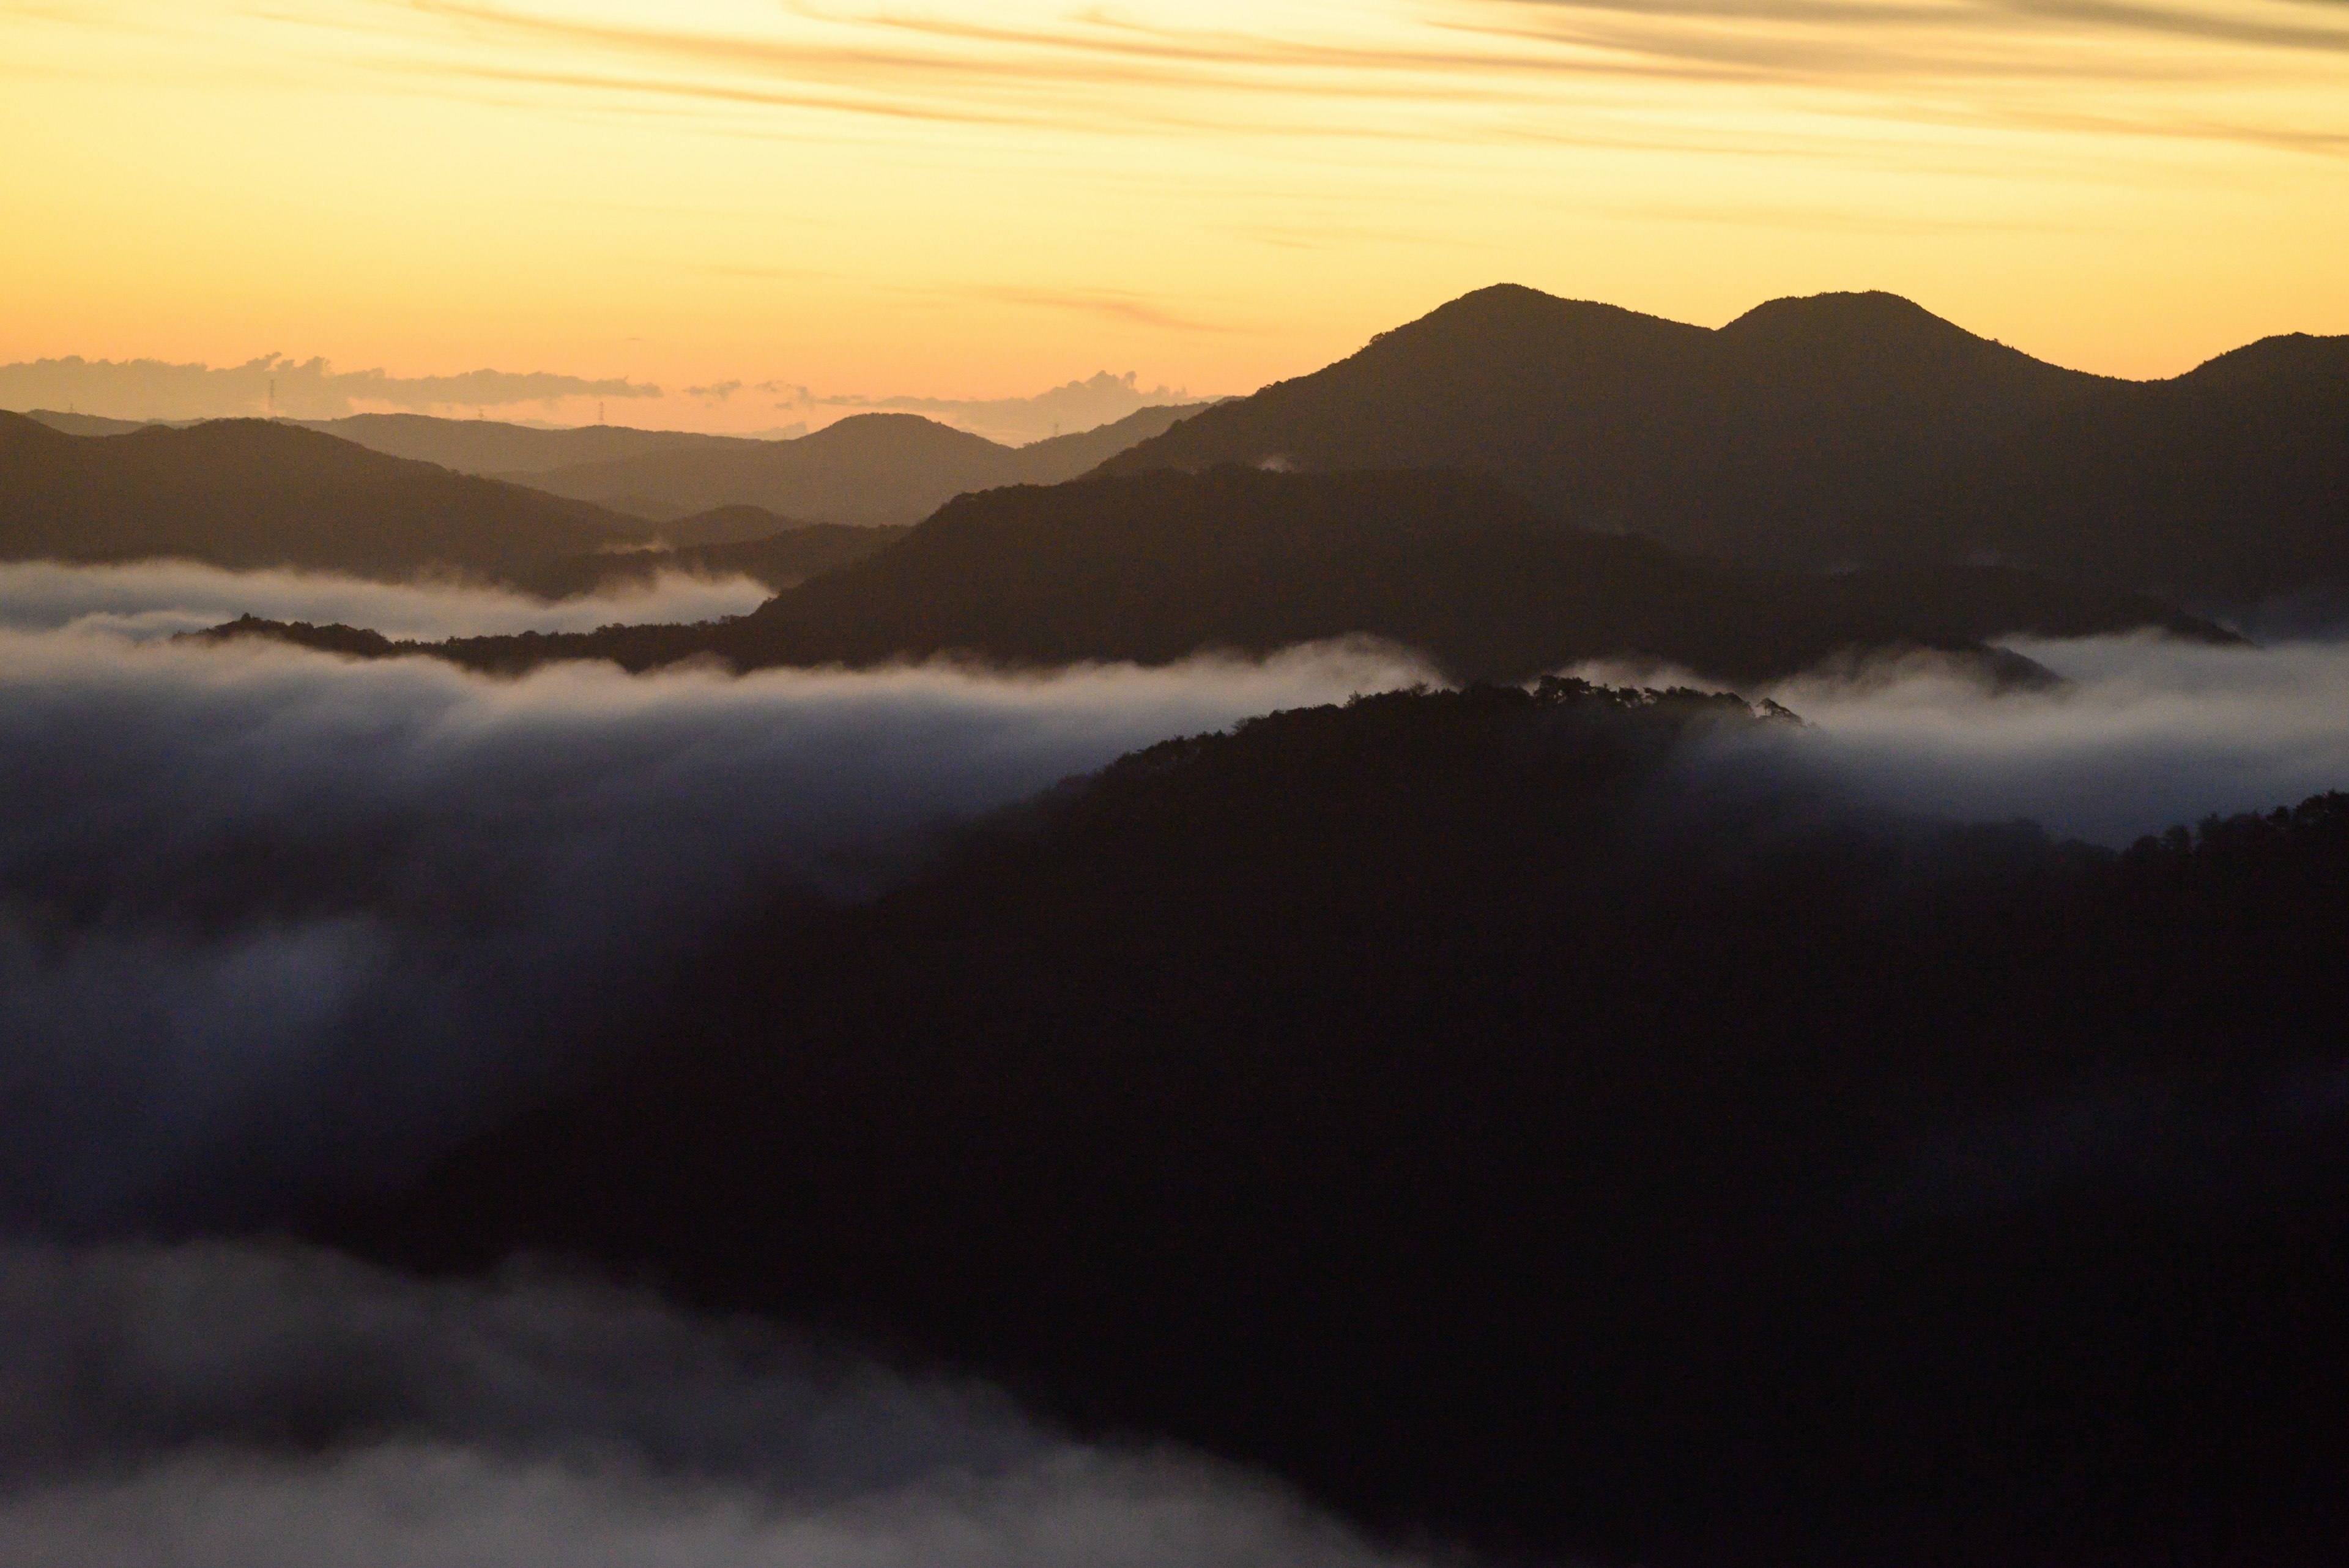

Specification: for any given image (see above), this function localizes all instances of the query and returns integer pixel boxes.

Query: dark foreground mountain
[336,680,2349,1567]
[518,403,1213,524]
[265,467,2230,685]
[1098,286,2349,600]
[0,411,648,581]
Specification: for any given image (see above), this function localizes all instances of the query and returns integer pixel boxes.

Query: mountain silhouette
[1097,286,2348,598]
[21,409,168,437]
[288,412,744,475]
[0,411,647,581]
[259,467,2228,685]
[519,403,1213,524]
[1918,331,2349,599]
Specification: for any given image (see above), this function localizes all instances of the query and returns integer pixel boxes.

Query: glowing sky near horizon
[4,0,2346,428]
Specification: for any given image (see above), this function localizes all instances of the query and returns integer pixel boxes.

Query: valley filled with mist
[6,286,2349,1567]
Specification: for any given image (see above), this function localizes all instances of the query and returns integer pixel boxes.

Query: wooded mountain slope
[225,467,2230,685]
[341,681,2349,1568]
[1097,286,2349,599]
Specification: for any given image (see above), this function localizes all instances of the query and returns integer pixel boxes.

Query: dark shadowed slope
[251,467,2228,684]
[1917,332,2349,600]
[1096,286,2349,597]
[0,411,648,580]
[1096,287,2106,559]
[519,403,1212,524]
[703,468,2221,682]
[341,682,2349,1568]
[288,412,745,474]
[512,521,910,599]
[651,503,812,548]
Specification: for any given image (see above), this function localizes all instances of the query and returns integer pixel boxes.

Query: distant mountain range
[513,404,1216,524]
[216,469,2230,688]
[7,404,1219,568]
[1097,287,2349,602]
[0,412,646,581]
[288,412,752,475]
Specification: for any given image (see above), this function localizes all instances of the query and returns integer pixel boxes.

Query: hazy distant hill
[520,404,1213,524]
[0,412,647,580]
[20,409,164,437]
[1097,287,2349,600]
[287,412,748,476]
[285,467,2226,685]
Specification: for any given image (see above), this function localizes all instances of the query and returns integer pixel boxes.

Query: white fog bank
[0,559,772,642]
[0,1241,1447,1568]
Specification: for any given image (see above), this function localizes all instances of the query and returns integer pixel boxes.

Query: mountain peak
[1381,284,1699,349]
[2180,332,2349,387]
[1718,291,1980,348]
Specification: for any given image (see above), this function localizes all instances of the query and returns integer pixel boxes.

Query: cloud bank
[1570,632,2349,844]
[0,619,1431,1236]
[0,354,658,423]
[0,560,773,642]
[1751,635,2349,842]
[0,1240,1438,1568]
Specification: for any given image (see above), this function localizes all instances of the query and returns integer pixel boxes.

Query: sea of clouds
[0,605,1432,1236]
[0,558,773,642]
[4,562,2348,1567]
[0,1241,1442,1568]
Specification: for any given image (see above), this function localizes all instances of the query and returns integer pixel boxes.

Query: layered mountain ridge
[1098,286,2348,598]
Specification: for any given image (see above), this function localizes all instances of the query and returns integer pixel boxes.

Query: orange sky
[5,0,2347,431]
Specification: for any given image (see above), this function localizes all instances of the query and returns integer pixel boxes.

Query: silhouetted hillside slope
[0,411,648,579]
[256,468,2226,681]
[709,467,2233,680]
[341,682,2349,1567]
[1098,286,2348,598]
[653,503,811,548]
[1918,334,2349,600]
[514,521,908,599]
[291,412,742,474]
[521,403,1211,524]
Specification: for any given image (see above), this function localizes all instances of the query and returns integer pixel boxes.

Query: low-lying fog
[5,563,2347,1239]
[0,559,773,641]
[0,612,1431,1235]
[0,1241,1440,1568]
[1584,634,2349,845]
[5,564,2345,1567]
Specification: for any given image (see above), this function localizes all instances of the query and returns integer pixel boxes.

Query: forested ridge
[340,680,2349,1568]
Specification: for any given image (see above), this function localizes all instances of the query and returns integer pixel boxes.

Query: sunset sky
[6,0,2347,431]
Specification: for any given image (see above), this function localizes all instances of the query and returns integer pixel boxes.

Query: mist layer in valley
[0,559,773,642]
[9,567,2349,1237]
[0,1241,1438,1568]
[9,561,2349,1565]
[0,606,1430,1236]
